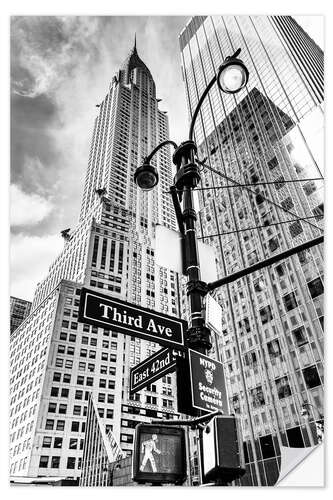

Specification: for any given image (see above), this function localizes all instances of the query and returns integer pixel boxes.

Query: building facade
[179,16,324,486]
[10,41,184,480]
[10,296,32,334]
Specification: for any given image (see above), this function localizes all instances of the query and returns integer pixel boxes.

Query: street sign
[205,294,223,335]
[132,423,187,485]
[78,288,187,349]
[130,348,184,395]
[189,349,228,414]
[177,349,229,416]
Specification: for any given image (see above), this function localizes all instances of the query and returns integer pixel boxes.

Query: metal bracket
[186,280,209,296]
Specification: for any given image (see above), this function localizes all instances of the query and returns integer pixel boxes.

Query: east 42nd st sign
[78,288,187,349]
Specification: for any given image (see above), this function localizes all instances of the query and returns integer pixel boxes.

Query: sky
[10,15,324,302]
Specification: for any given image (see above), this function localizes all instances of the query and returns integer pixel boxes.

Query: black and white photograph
[7,7,325,489]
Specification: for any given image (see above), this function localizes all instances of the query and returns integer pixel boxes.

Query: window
[107,394,114,404]
[108,380,115,389]
[45,419,54,430]
[39,456,49,468]
[61,388,69,398]
[267,339,281,358]
[250,386,265,408]
[54,437,63,448]
[73,405,81,416]
[58,404,67,414]
[65,360,73,369]
[267,157,278,170]
[274,175,285,190]
[313,203,324,221]
[98,393,105,403]
[50,387,59,397]
[42,436,52,448]
[69,439,78,449]
[303,366,321,389]
[260,435,275,459]
[51,456,60,468]
[77,376,84,385]
[75,390,83,400]
[48,403,56,413]
[289,221,303,238]
[287,427,304,447]
[283,292,298,312]
[53,372,61,382]
[106,409,114,419]
[259,305,273,324]
[307,277,324,299]
[56,420,65,431]
[55,358,63,368]
[86,377,94,387]
[146,396,157,405]
[292,327,308,347]
[99,379,106,388]
[67,457,76,469]
[63,374,71,383]
[268,237,279,252]
[71,421,79,432]
[275,376,292,399]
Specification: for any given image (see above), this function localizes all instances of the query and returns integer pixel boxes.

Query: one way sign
[130,348,185,394]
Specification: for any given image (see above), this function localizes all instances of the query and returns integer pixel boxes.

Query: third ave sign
[130,348,185,394]
[78,288,187,349]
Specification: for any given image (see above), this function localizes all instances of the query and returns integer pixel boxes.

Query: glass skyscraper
[10,41,182,481]
[179,16,324,486]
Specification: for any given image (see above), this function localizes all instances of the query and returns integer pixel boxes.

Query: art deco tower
[179,16,324,486]
[10,40,181,481]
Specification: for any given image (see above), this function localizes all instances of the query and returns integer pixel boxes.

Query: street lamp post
[134,49,249,355]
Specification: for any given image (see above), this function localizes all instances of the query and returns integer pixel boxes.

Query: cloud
[11,16,103,98]
[10,233,64,301]
[10,183,54,226]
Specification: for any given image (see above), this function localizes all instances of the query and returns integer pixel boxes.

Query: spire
[134,33,137,53]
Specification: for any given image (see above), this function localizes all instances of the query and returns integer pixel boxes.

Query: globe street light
[217,49,249,94]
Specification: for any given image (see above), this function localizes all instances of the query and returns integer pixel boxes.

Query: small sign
[132,424,187,485]
[78,288,187,349]
[189,349,228,414]
[205,294,223,335]
[130,348,184,394]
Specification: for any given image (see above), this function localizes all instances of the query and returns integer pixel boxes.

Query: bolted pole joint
[182,207,197,221]
[186,280,209,296]
[186,325,212,352]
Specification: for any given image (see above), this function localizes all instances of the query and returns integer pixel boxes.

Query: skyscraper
[10,296,32,333]
[179,16,324,486]
[10,40,182,480]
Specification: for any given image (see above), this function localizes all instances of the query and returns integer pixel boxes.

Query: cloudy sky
[10,15,324,302]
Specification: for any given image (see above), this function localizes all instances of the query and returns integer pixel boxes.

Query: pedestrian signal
[132,424,187,485]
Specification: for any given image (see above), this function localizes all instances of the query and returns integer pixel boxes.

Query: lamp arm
[189,49,243,142]
[189,75,217,141]
[146,140,178,163]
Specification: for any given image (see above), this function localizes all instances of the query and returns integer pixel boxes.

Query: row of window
[39,455,80,469]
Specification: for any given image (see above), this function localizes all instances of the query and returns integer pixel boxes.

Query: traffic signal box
[202,415,246,484]
[132,423,187,485]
